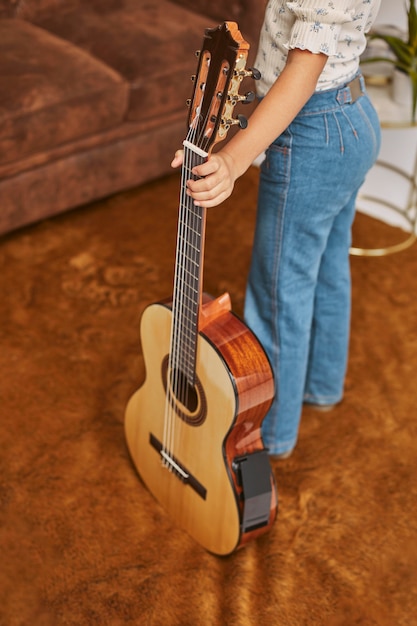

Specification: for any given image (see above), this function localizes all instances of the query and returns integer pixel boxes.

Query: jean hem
[303,393,342,405]
[265,439,297,457]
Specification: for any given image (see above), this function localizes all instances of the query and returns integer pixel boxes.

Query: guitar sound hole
[170,368,198,413]
[161,355,207,426]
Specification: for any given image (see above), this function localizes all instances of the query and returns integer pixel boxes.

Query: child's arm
[171,48,327,208]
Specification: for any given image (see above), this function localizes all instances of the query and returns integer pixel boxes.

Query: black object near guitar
[125,22,277,555]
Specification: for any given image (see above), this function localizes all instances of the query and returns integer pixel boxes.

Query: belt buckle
[349,77,362,103]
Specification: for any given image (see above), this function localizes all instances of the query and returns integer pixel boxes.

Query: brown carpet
[1,167,416,626]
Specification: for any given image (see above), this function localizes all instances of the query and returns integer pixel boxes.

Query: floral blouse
[255,0,381,95]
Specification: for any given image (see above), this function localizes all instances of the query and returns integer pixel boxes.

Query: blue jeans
[244,76,381,456]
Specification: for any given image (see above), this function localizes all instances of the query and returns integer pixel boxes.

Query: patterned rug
[1,167,416,625]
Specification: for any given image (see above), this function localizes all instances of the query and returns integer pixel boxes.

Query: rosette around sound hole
[161,355,207,426]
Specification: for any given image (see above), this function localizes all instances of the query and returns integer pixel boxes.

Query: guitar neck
[168,20,253,388]
[170,142,208,385]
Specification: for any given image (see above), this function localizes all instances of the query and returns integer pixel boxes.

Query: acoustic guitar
[125,22,277,555]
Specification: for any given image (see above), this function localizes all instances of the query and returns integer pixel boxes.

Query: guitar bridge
[233,450,274,533]
[149,433,207,500]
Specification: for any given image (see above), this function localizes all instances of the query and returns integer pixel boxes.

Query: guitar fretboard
[170,143,207,386]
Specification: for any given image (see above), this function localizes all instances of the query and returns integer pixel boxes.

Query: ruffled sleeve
[286,1,354,56]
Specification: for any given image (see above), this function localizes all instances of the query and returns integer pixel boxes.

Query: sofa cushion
[0,19,129,166]
[1,0,79,18]
[0,0,13,17]
[28,0,217,124]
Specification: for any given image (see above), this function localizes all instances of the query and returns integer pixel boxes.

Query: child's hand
[171,149,237,208]
[186,152,237,208]
[171,150,184,169]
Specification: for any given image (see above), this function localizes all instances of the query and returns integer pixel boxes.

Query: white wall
[375,1,407,29]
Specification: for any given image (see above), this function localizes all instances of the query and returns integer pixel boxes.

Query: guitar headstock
[186,22,257,155]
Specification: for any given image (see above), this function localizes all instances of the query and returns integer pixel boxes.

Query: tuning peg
[228,91,255,106]
[237,114,248,129]
[234,67,261,80]
[223,114,248,130]
[243,91,256,104]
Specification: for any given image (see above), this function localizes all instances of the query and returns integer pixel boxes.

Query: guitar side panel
[125,302,242,555]
[200,305,278,547]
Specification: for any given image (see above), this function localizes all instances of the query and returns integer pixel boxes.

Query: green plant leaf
[410,70,417,121]
[408,0,417,48]
[369,33,413,67]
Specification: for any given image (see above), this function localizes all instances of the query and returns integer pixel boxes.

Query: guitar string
[173,124,202,463]
[164,105,215,467]
[162,106,212,468]
[172,137,193,461]
[176,132,199,465]
[162,134,188,466]
[163,125,197,467]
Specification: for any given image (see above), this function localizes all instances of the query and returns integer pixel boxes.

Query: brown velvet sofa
[0,0,265,236]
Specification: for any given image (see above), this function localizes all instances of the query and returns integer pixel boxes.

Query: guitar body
[125,295,277,555]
